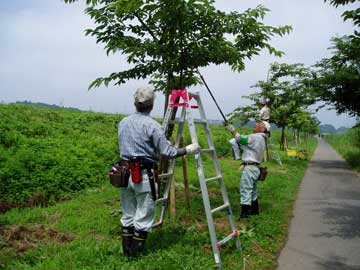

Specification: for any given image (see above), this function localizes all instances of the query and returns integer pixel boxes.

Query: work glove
[185,143,201,155]
[225,124,236,134]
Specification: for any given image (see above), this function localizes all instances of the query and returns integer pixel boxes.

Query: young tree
[229,62,315,150]
[288,110,319,145]
[63,0,291,104]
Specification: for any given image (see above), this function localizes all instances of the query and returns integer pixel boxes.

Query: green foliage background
[0,104,239,205]
[325,126,360,172]
[0,104,318,270]
[0,104,121,203]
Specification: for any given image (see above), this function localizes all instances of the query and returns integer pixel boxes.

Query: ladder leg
[153,106,187,227]
[194,94,241,250]
[156,90,241,269]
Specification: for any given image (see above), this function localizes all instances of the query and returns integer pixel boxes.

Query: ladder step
[159,172,173,178]
[201,148,215,153]
[211,203,230,214]
[194,119,207,124]
[217,230,238,248]
[205,176,222,183]
[155,197,168,204]
[168,120,185,124]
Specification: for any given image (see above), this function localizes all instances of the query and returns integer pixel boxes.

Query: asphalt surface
[277,138,360,270]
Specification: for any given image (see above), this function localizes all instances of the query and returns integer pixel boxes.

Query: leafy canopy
[63,0,291,92]
[325,0,360,29]
[312,36,360,117]
[229,62,315,128]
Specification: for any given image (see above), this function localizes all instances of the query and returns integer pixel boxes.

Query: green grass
[0,104,122,204]
[0,104,318,269]
[325,127,360,172]
[0,157,310,270]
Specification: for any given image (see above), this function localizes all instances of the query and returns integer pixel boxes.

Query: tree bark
[280,126,285,151]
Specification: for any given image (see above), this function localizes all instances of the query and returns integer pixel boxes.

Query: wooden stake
[170,175,176,218]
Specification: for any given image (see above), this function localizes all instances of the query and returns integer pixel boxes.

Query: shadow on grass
[146,226,188,252]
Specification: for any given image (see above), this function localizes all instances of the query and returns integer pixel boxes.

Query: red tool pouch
[129,162,143,184]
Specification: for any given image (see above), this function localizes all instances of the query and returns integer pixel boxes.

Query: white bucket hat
[134,87,155,105]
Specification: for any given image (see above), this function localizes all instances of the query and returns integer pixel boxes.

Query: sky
[0,0,358,128]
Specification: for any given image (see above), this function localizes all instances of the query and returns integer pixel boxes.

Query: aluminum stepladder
[152,89,241,269]
[268,136,282,166]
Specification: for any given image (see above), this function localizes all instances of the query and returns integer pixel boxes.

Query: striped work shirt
[118,112,178,163]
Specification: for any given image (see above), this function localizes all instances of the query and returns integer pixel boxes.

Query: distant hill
[336,126,349,133]
[14,100,81,111]
[10,101,350,133]
[319,124,348,134]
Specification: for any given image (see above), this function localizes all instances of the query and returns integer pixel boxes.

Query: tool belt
[242,162,259,166]
[128,158,158,201]
[242,162,267,181]
[109,160,130,188]
[109,158,158,200]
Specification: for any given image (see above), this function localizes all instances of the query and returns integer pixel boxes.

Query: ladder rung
[194,119,207,124]
[217,231,238,247]
[155,197,168,204]
[211,203,230,214]
[159,172,173,178]
[168,120,185,124]
[201,148,215,153]
[189,92,200,98]
[206,176,222,183]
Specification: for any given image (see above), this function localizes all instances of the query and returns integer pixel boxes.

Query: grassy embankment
[325,126,360,172]
[0,104,317,270]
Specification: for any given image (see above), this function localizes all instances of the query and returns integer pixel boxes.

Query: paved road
[277,138,360,270]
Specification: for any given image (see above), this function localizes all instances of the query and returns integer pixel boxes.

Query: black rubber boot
[239,204,252,220]
[121,226,134,257]
[131,229,148,257]
[251,199,259,215]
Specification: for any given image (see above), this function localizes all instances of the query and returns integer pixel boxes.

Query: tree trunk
[280,126,286,151]
[296,129,300,145]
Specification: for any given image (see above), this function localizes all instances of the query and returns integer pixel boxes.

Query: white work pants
[120,169,155,232]
[240,165,260,205]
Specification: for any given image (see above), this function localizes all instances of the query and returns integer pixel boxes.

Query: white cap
[134,87,155,105]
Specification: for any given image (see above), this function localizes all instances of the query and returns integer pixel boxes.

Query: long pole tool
[196,68,229,125]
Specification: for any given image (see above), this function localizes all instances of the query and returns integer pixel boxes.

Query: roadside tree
[63,0,291,108]
[229,62,316,150]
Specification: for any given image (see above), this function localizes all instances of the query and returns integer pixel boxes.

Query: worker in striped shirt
[118,87,200,257]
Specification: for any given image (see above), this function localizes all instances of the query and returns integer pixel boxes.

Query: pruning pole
[196,69,229,125]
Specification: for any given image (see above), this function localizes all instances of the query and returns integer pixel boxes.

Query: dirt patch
[0,224,74,253]
[0,201,18,214]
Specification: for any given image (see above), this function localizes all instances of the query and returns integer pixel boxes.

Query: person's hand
[185,143,201,154]
[225,124,236,134]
